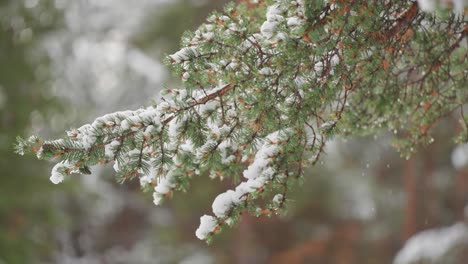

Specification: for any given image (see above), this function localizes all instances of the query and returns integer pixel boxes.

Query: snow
[218,141,236,165]
[143,125,154,137]
[196,100,219,116]
[181,72,190,82]
[195,215,218,240]
[330,53,340,67]
[65,110,152,152]
[212,190,241,217]
[313,52,341,76]
[417,0,437,12]
[260,3,284,38]
[272,194,283,205]
[202,32,214,41]
[155,173,175,195]
[169,47,200,63]
[195,130,291,233]
[139,165,157,187]
[75,124,97,149]
[265,5,283,22]
[393,223,468,264]
[112,160,120,173]
[104,140,121,158]
[243,131,283,180]
[259,67,273,76]
[50,161,76,184]
[287,17,302,27]
[260,21,279,38]
[168,117,183,139]
[451,144,468,170]
[240,176,268,193]
[417,0,465,12]
[179,139,195,153]
[153,171,176,205]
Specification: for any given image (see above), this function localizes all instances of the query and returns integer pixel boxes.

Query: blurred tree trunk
[455,170,468,220]
[403,157,417,240]
[233,215,260,264]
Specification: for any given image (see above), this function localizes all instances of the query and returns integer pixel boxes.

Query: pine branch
[15,0,467,242]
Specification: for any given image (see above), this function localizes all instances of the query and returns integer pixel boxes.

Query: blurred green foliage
[0,1,64,262]
[132,0,228,56]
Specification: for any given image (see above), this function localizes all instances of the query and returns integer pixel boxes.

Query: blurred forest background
[0,0,467,263]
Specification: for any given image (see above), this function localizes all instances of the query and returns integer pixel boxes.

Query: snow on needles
[50,161,76,184]
[212,190,241,218]
[393,223,468,264]
[169,47,200,63]
[201,129,291,227]
[153,171,176,205]
[260,3,284,38]
[195,215,218,240]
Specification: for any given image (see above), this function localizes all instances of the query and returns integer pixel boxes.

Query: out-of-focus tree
[132,0,229,56]
[0,1,64,263]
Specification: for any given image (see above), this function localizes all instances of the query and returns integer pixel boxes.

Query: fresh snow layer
[393,223,468,264]
[451,144,468,170]
[195,215,218,240]
[50,161,76,184]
